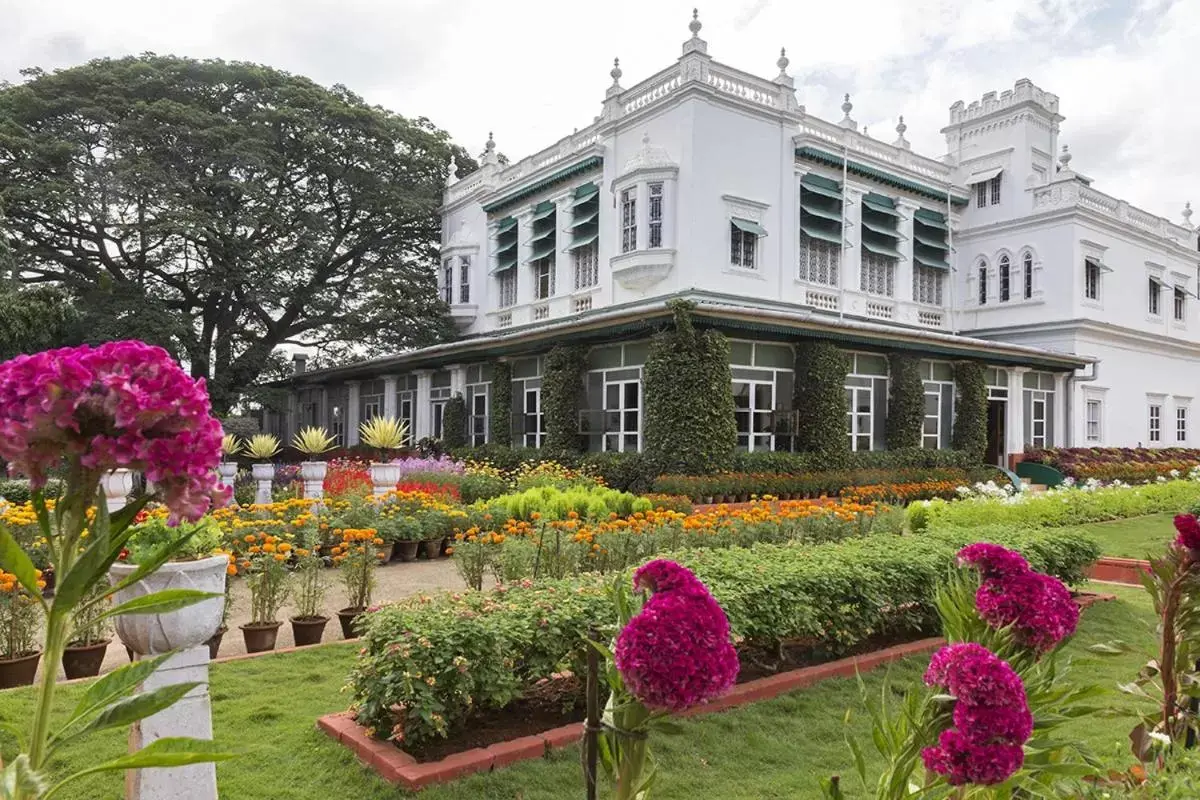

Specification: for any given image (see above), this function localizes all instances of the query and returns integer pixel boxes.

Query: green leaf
[56,683,201,749]
[0,754,47,800]
[53,495,150,612]
[44,737,234,799]
[57,653,174,739]
[0,527,44,604]
[107,526,204,597]
[1087,642,1127,655]
[101,589,220,621]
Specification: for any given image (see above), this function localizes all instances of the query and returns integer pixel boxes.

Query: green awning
[914,253,950,271]
[912,231,947,250]
[799,200,842,222]
[495,217,517,234]
[800,180,842,201]
[569,209,599,229]
[489,257,517,276]
[800,224,843,245]
[529,226,556,245]
[861,239,902,259]
[531,202,556,222]
[731,217,768,237]
[860,219,900,238]
[574,182,599,199]
[914,209,948,230]
[494,239,517,257]
[566,231,599,251]
[570,185,600,209]
[861,196,900,218]
[527,240,556,262]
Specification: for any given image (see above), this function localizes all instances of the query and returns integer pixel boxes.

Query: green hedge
[542,345,585,455]
[952,361,988,460]
[489,361,512,447]
[642,300,736,475]
[730,447,978,473]
[885,354,924,450]
[792,340,850,462]
[0,479,64,504]
[441,393,467,449]
[349,525,1099,748]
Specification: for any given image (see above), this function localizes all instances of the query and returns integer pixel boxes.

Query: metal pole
[584,628,600,800]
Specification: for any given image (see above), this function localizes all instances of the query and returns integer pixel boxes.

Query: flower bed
[651,467,992,503]
[1025,447,1200,483]
[348,525,1099,752]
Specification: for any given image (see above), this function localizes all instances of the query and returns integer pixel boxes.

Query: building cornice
[795,146,969,207]
[966,318,1200,359]
[479,154,604,215]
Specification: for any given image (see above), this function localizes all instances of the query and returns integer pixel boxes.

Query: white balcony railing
[1031,181,1193,244]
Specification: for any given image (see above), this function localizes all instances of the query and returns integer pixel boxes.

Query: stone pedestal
[102,469,135,514]
[369,462,401,497]
[125,647,217,800]
[216,462,237,490]
[299,462,327,501]
[251,463,274,505]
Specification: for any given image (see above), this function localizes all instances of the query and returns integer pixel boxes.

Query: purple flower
[975,571,1079,653]
[957,543,1030,580]
[921,729,1025,786]
[1174,514,1200,552]
[393,456,465,475]
[0,341,228,522]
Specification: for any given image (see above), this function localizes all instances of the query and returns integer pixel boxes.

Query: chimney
[293,353,308,375]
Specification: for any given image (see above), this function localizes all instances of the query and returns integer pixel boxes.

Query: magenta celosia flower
[975,571,1079,653]
[957,543,1030,580]
[632,559,709,598]
[0,341,228,522]
[921,729,1025,786]
[615,562,738,711]
[952,700,1034,745]
[1174,514,1200,552]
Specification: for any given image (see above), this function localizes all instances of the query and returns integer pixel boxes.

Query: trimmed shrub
[642,300,736,475]
[489,361,512,447]
[792,340,850,462]
[885,354,923,450]
[578,452,656,493]
[542,345,585,455]
[651,466,995,502]
[441,393,467,449]
[219,416,260,439]
[730,448,978,474]
[952,360,988,460]
[0,478,64,504]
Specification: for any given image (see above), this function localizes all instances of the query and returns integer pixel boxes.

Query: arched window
[999,254,1011,302]
[978,260,989,305]
[1022,252,1034,299]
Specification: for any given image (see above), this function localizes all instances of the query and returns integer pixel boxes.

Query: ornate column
[1052,372,1068,448]
[1006,367,1029,463]
[345,381,361,446]
[414,370,433,441]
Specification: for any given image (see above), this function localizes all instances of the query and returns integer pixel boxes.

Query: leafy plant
[291,426,337,457]
[489,361,513,447]
[291,551,326,621]
[359,416,409,455]
[220,434,244,459]
[245,434,282,461]
[0,574,42,658]
[442,394,467,449]
[884,354,923,450]
[952,361,988,460]
[542,345,585,455]
[245,553,291,626]
[67,585,111,646]
[335,530,380,611]
[123,516,222,565]
[792,340,850,462]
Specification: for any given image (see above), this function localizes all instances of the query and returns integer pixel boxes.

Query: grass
[0,584,1160,799]
[1071,513,1175,559]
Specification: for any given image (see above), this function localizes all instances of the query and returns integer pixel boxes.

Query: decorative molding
[609,250,676,291]
[721,193,770,212]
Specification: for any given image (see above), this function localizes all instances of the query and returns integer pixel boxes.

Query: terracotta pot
[338,607,365,639]
[0,651,42,689]
[420,539,441,560]
[291,616,329,647]
[395,541,420,562]
[62,639,110,680]
[378,542,395,563]
[109,554,227,657]
[240,621,282,653]
[206,626,227,660]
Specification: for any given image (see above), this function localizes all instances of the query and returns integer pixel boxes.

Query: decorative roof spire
[776,48,789,78]
[1058,143,1072,171]
[610,57,623,87]
[482,132,499,167]
[682,8,708,55]
[838,93,858,131]
[893,115,910,149]
[689,8,702,38]
[1183,201,1194,229]
[445,155,457,187]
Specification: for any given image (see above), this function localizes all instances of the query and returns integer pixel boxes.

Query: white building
[268,12,1199,467]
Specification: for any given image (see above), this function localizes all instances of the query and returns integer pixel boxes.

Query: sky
[1,0,1195,223]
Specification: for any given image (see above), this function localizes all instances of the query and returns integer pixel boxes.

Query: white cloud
[0,0,1193,221]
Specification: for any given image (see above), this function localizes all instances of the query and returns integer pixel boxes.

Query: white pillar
[1052,372,1068,447]
[382,376,398,419]
[896,199,919,305]
[842,185,865,294]
[555,194,573,303]
[1007,367,1029,460]
[346,381,361,446]
[447,363,467,397]
[414,370,433,440]
[517,211,536,309]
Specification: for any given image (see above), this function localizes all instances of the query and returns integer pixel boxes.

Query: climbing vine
[792,340,850,463]
[885,353,924,450]
[952,360,988,461]
[542,344,586,455]
[489,361,512,447]
[442,393,467,449]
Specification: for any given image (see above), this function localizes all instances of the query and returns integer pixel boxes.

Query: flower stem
[27,609,66,777]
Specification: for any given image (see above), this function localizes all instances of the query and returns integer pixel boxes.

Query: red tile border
[1087,557,1151,586]
[316,637,943,791]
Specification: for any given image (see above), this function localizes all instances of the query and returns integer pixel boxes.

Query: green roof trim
[796,147,968,206]
[800,223,842,245]
[483,156,604,214]
[731,217,768,237]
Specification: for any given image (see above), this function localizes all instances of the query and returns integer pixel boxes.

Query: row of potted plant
[650,467,982,504]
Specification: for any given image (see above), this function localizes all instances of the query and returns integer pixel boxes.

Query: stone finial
[838,93,858,131]
[893,115,910,149]
[610,57,623,87]
[1184,201,1194,229]
[482,132,499,166]
[486,131,496,153]
[1059,143,1072,170]
[445,155,457,187]
[776,47,789,76]
[682,8,708,55]
[689,8,702,37]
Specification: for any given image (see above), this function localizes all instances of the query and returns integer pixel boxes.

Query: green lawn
[0,584,1159,799]
[1072,513,1175,559]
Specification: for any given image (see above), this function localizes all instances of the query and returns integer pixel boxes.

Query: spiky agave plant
[220,434,244,458]
[291,426,337,458]
[359,416,409,457]
[245,434,282,461]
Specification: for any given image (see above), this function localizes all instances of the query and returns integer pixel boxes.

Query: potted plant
[218,434,243,488]
[290,548,328,646]
[420,511,450,559]
[292,426,337,501]
[332,528,381,638]
[359,417,409,496]
[0,569,44,689]
[61,584,111,679]
[246,433,282,504]
[392,517,423,562]
[207,578,233,659]
[240,546,291,653]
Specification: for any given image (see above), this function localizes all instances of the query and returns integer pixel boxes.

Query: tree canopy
[0,55,476,412]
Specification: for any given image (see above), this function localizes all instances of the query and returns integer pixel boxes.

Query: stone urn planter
[0,651,42,689]
[299,461,328,501]
[240,622,282,653]
[100,468,135,513]
[369,462,402,497]
[109,554,227,657]
[62,639,111,680]
[291,615,329,647]
[251,463,274,505]
[217,462,238,488]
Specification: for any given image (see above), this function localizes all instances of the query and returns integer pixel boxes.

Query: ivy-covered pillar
[489,360,513,447]
[643,300,736,474]
[885,353,924,449]
[542,345,585,455]
[792,340,850,463]
[442,393,467,449]
[952,360,988,461]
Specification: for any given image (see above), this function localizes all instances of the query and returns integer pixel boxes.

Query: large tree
[0,55,476,412]
[0,282,79,360]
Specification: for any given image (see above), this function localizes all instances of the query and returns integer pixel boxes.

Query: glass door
[603,380,641,452]
[733,380,774,451]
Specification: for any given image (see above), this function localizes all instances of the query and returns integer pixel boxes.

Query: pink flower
[1174,514,1200,552]
[975,571,1079,653]
[0,341,227,522]
[957,543,1030,580]
[921,729,1025,786]
[633,559,709,598]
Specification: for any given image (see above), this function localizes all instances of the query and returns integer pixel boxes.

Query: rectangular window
[1023,254,1034,299]
[523,387,544,448]
[999,258,1011,302]
[1149,278,1162,315]
[989,175,1001,205]
[975,182,987,208]
[432,401,447,440]
[1085,399,1101,443]
[459,256,471,304]
[798,237,840,286]
[603,378,641,452]
[1022,378,1055,448]
[498,268,517,308]
[730,224,756,269]
[978,267,988,305]
[620,189,637,253]
[922,380,955,450]
[1149,403,1162,442]
[573,242,598,290]
[845,366,887,452]
[1084,260,1100,301]
[442,259,453,305]
[469,387,488,446]
[1177,406,1189,443]
[913,265,944,306]
[648,183,663,248]
[733,379,774,451]
[397,392,415,445]
[860,252,895,297]
[1174,286,1186,321]
[534,260,554,300]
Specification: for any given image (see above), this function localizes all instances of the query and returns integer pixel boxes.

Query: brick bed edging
[1087,556,1152,586]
